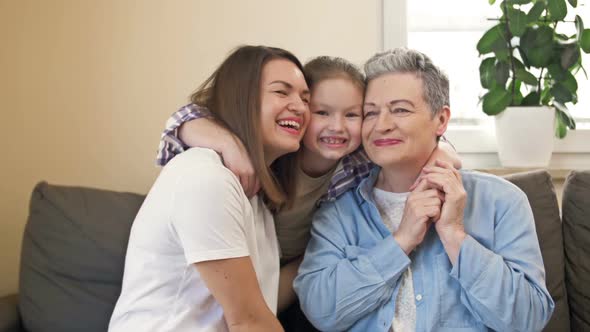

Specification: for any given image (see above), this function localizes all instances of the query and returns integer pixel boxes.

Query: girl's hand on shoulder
[178,118,260,198]
[430,140,462,169]
[221,135,260,198]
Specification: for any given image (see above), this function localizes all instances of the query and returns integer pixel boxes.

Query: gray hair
[364,48,449,116]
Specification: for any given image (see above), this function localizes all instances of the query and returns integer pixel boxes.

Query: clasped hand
[394,160,466,255]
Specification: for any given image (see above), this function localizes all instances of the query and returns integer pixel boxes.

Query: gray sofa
[0,170,589,332]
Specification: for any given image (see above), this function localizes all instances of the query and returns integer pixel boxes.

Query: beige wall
[0,0,406,296]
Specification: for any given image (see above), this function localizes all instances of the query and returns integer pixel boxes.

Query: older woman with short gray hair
[294,48,554,332]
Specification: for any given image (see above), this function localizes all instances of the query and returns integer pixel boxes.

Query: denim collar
[355,167,382,204]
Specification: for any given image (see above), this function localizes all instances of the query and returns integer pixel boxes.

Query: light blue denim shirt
[293,168,554,332]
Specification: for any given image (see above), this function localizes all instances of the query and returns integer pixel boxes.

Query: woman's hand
[420,160,467,264]
[394,179,444,255]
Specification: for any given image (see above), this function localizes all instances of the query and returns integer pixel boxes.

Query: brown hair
[190,45,307,211]
[304,56,366,92]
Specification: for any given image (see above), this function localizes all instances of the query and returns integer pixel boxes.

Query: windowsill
[446,121,590,170]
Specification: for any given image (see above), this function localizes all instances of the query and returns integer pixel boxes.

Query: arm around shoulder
[156,104,212,166]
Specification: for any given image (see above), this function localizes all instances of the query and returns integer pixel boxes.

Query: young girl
[109,45,310,332]
[155,55,460,322]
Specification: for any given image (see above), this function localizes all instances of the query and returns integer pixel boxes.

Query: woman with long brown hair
[108,45,310,332]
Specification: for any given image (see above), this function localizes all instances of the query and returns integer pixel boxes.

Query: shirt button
[416,294,423,301]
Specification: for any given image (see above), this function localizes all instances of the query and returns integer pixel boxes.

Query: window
[406,0,590,126]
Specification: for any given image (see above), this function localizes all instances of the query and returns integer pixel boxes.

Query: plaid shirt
[156,103,374,202]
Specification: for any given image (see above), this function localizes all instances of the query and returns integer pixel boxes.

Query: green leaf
[513,91,524,105]
[556,115,567,138]
[527,2,546,22]
[482,88,512,115]
[581,29,590,53]
[512,78,522,92]
[568,0,578,7]
[489,0,496,4]
[507,8,529,36]
[479,58,497,89]
[560,43,580,69]
[527,44,554,67]
[507,78,522,93]
[576,15,584,43]
[477,24,507,55]
[515,68,538,85]
[513,57,526,70]
[571,92,578,104]
[555,33,573,42]
[507,0,532,4]
[541,86,552,105]
[554,102,576,138]
[520,26,555,67]
[548,63,567,80]
[521,91,541,105]
[547,0,567,21]
[517,47,531,67]
[507,79,524,105]
[554,102,576,129]
[495,61,510,87]
[551,83,574,103]
[520,26,552,48]
[561,71,578,93]
[494,48,511,61]
[538,25,555,44]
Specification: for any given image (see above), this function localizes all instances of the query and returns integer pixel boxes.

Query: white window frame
[382,0,590,169]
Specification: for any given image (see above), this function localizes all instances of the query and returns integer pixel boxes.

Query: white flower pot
[494,106,555,168]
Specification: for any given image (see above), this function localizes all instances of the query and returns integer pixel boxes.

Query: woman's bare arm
[277,257,303,313]
[195,256,284,332]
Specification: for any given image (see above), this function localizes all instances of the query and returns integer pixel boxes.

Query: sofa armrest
[0,294,22,332]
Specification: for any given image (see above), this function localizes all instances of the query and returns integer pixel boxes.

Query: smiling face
[362,72,449,170]
[302,77,363,163]
[259,58,311,164]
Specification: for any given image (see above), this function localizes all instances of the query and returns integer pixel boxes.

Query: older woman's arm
[424,162,554,331]
[450,190,554,331]
[293,202,410,332]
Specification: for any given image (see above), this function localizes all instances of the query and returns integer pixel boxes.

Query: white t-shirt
[109,148,280,332]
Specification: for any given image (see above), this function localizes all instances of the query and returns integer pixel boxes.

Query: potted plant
[477,0,590,167]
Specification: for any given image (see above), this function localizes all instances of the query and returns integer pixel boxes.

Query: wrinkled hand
[409,142,462,190]
[394,179,444,254]
[420,160,466,236]
[221,135,260,198]
[420,160,467,264]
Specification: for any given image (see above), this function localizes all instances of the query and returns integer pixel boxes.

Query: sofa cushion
[19,182,145,332]
[562,170,590,332]
[503,170,569,332]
